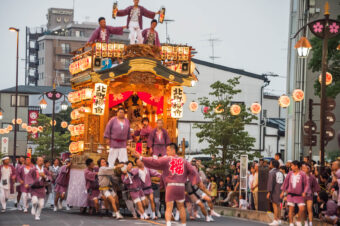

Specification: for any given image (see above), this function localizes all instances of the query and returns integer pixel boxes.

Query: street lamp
[39,99,47,110]
[293,1,340,170]
[295,36,312,58]
[39,83,67,159]
[9,26,19,161]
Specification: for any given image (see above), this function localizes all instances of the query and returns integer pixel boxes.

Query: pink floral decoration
[329,22,339,34]
[313,22,323,33]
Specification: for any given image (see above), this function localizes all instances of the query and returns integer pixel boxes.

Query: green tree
[29,113,70,159]
[194,77,261,176]
[308,15,340,98]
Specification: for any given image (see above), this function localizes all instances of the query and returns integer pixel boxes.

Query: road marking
[140,219,166,226]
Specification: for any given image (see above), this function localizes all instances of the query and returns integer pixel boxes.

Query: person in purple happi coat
[84,158,101,214]
[133,143,198,226]
[88,17,126,44]
[121,161,148,219]
[135,158,161,219]
[134,117,153,142]
[0,156,16,212]
[104,108,132,167]
[17,157,34,213]
[53,159,71,212]
[280,160,309,226]
[15,156,25,210]
[26,157,52,221]
[116,0,160,44]
[142,19,161,47]
[147,119,171,159]
[302,162,320,226]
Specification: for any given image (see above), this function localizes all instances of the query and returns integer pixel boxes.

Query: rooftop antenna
[163,19,175,43]
[205,34,221,63]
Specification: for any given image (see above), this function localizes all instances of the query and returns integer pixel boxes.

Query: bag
[2,179,8,186]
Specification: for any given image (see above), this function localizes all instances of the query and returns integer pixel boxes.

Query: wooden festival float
[66,42,198,207]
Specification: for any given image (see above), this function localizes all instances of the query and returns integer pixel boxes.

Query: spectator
[317,190,338,225]
[275,153,284,167]
[217,180,226,201]
[239,192,248,210]
[251,164,259,210]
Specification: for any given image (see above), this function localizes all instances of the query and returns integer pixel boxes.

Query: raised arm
[149,168,161,178]
[84,169,97,182]
[142,156,168,171]
[117,7,131,17]
[107,26,124,35]
[141,6,156,19]
[88,28,99,43]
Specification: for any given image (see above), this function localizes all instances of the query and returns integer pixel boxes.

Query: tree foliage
[29,109,71,159]
[194,77,261,176]
[308,15,340,98]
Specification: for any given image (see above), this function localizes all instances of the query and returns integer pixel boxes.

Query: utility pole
[206,35,221,63]
[163,19,175,43]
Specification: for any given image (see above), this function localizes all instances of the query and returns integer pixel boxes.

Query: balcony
[55,47,71,55]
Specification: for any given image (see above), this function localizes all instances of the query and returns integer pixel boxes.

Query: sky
[0,0,290,95]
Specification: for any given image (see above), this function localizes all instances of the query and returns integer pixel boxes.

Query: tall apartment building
[285,0,340,161]
[26,8,129,87]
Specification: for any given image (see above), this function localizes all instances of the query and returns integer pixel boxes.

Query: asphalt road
[0,207,267,226]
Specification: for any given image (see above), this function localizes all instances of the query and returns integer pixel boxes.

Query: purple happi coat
[134,125,153,142]
[54,165,70,193]
[27,166,52,199]
[117,5,155,30]
[88,26,124,43]
[281,170,309,203]
[17,165,34,193]
[0,164,16,194]
[142,156,198,202]
[104,117,132,148]
[84,167,100,200]
[122,167,144,200]
[336,169,340,205]
[305,174,320,201]
[138,167,161,195]
[147,128,170,157]
[15,163,23,192]
[142,28,161,47]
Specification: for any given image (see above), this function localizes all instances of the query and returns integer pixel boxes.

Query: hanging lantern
[38,126,43,133]
[16,118,22,125]
[189,101,198,112]
[230,104,241,116]
[78,107,91,114]
[21,123,27,129]
[318,72,333,86]
[32,127,38,134]
[78,141,84,152]
[278,95,291,108]
[69,142,78,153]
[39,99,47,110]
[7,125,13,131]
[250,103,261,114]
[61,121,68,129]
[12,119,16,124]
[0,129,4,134]
[73,125,80,136]
[214,105,224,114]
[50,120,57,126]
[294,36,312,58]
[292,89,305,102]
[83,88,93,100]
[26,126,32,132]
[79,124,85,134]
[4,128,9,134]
[68,124,74,132]
[68,92,74,103]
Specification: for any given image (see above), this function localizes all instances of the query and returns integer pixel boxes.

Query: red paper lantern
[278,95,290,108]
[61,121,68,129]
[69,142,78,153]
[230,104,241,116]
[26,126,32,132]
[202,106,210,114]
[7,125,13,131]
[32,127,38,134]
[50,120,56,126]
[318,72,333,86]
[0,129,4,134]
[189,101,198,112]
[251,103,261,114]
[292,89,305,102]
[21,123,27,129]
[214,105,224,114]
[38,126,43,132]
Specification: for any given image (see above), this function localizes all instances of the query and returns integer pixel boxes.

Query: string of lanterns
[188,88,308,115]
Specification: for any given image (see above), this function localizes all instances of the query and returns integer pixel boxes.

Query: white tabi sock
[166,221,171,226]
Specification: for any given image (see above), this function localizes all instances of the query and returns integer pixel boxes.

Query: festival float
[65,7,198,207]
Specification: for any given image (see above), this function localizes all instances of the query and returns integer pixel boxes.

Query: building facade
[285,0,340,162]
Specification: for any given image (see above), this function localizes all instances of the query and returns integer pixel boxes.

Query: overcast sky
[0,0,290,94]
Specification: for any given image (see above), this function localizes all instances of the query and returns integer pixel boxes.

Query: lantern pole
[51,84,56,160]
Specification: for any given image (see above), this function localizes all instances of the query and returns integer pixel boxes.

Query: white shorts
[108,148,128,167]
[287,202,305,207]
[0,187,10,199]
[101,190,116,198]
[133,196,146,204]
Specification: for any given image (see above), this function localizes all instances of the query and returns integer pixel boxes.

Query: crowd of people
[205,153,340,226]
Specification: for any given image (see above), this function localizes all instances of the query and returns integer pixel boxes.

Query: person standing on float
[88,17,126,44]
[104,107,132,167]
[116,0,160,44]
[147,119,171,159]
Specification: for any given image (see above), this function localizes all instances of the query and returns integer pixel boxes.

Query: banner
[28,110,39,139]
[171,86,184,118]
[93,83,108,115]
[1,137,9,155]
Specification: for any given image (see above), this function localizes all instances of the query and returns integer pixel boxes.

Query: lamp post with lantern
[293,2,340,169]
[39,83,68,159]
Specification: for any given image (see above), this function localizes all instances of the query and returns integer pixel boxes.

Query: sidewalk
[214,206,333,226]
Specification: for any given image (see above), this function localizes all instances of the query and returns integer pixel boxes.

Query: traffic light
[325,98,336,141]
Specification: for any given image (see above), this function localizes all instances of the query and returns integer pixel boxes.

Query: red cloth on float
[109,91,133,108]
[137,92,163,114]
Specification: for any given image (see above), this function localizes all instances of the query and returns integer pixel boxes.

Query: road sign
[1,137,9,155]
[304,134,317,146]
[304,121,317,134]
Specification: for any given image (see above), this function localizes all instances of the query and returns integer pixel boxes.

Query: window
[11,95,29,107]
[75,30,80,37]
[60,58,71,69]
[61,43,71,54]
